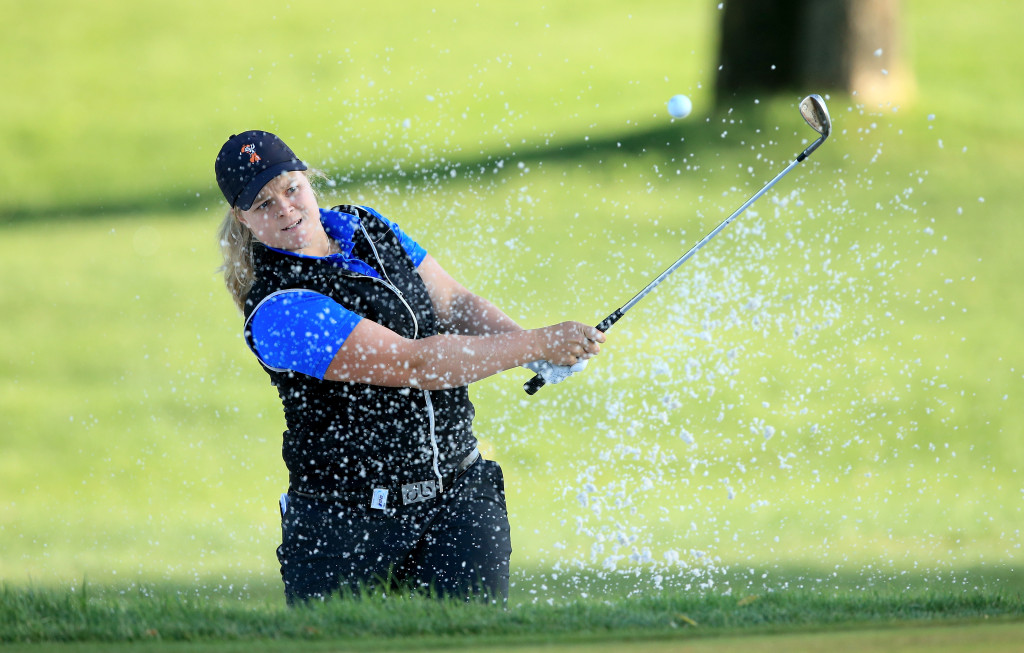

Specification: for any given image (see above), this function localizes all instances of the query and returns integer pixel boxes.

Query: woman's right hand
[532,321,605,367]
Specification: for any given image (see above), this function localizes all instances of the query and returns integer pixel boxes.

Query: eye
[258,199,272,210]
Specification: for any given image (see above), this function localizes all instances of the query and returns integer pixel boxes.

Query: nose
[276,195,296,219]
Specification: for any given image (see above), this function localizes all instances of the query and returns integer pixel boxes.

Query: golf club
[525,94,832,395]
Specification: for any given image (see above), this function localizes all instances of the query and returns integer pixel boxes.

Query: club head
[799,94,831,139]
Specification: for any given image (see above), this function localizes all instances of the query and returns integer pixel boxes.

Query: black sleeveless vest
[243,206,477,496]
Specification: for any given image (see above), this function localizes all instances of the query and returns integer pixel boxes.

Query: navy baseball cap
[215,130,307,210]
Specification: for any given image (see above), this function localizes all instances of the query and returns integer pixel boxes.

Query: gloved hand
[522,358,589,385]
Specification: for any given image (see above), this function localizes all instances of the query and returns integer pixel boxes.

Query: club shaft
[616,153,803,318]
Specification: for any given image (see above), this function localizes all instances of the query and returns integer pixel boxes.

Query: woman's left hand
[522,358,589,385]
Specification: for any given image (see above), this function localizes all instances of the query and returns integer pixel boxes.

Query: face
[236,172,324,252]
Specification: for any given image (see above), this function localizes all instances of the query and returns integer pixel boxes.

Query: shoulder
[246,289,331,326]
[335,204,426,260]
[245,245,333,317]
[330,204,399,231]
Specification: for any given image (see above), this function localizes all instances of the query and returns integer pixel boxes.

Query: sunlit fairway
[2,0,1024,648]
[2,582,1022,650]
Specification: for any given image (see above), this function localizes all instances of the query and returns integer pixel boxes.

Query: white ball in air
[667,94,692,119]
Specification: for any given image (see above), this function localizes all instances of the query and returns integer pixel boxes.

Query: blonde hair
[217,205,255,312]
[216,169,330,312]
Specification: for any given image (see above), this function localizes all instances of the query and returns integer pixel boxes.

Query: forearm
[446,291,523,336]
[407,330,543,389]
[416,255,523,336]
[324,318,603,391]
[326,328,542,390]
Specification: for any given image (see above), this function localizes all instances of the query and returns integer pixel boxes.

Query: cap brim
[234,160,309,210]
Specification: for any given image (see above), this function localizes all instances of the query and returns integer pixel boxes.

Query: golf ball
[667,94,692,119]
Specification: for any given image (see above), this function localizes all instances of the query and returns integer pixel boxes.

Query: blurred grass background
[2,0,1022,601]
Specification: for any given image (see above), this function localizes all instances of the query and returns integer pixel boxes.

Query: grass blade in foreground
[2,583,1022,646]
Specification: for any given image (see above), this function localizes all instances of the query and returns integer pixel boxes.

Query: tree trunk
[716,0,912,106]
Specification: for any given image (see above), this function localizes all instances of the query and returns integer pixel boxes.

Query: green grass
[2,581,1022,648]
[2,0,718,218]
[6,624,1024,653]
[3,1,1024,648]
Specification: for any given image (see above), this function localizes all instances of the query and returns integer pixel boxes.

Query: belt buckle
[401,480,437,505]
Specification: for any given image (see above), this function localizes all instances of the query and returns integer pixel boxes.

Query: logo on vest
[370,488,388,510]
[401,480,437,505]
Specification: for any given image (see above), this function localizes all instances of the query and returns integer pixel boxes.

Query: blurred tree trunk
[715,0,913,106]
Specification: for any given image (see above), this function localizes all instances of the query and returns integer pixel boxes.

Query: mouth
[282,216,304,232]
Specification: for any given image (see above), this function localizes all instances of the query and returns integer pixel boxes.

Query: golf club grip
[523,374,546,395]
[596,308,625,333]
[523,308,625,396]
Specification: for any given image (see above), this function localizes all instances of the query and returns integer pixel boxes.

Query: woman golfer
[214,130,604,604]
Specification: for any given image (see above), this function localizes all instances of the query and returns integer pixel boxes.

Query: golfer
[214,130,604,604]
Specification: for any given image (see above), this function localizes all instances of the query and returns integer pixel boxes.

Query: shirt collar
[319,208,360,258]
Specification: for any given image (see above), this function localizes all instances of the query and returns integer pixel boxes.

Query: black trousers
[277,458,512,604]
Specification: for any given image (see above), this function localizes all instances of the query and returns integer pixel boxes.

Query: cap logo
[240,143,261,164]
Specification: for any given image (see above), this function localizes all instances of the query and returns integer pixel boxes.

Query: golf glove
[523,358,588,385]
